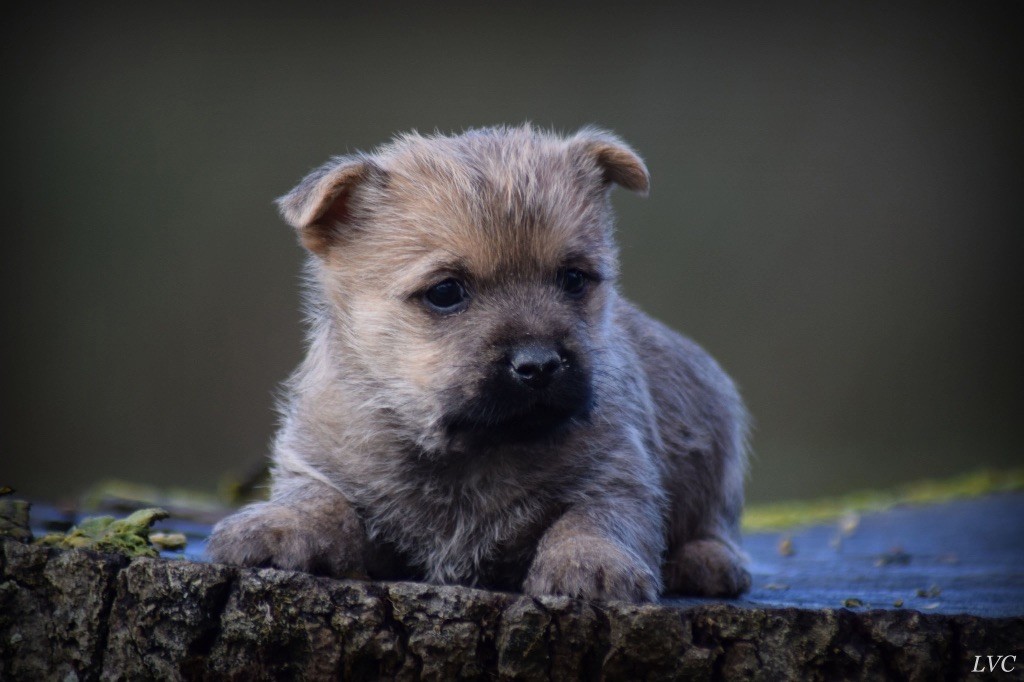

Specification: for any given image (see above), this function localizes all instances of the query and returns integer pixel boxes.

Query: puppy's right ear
[571,128,650,196]
[276,155,381,254]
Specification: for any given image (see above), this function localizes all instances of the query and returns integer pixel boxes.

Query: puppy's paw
[207,502,367,578]
[523,536,659,603]
[663,538,751,597]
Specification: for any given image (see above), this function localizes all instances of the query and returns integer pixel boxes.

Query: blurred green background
[2,2,1021,504]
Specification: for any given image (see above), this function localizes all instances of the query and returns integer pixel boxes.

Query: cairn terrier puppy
[208,125,750,602]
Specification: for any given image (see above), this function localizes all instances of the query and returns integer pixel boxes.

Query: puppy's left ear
[572,128,650,196]
[275,155,382,255]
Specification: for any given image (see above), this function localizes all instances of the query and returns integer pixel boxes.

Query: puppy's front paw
[663,538,751,597]
[523,536,659,603]
[207,502,367,578]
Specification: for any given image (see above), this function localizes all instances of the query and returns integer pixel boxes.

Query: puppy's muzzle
[508,343,567,390]
[443,338,591,445]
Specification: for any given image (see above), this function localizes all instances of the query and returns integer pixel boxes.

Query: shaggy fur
[208,125,750,602]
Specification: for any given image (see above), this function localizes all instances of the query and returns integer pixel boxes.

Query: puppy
[208,125,750,602]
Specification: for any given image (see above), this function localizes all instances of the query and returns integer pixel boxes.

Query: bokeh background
[2,2,1021,504]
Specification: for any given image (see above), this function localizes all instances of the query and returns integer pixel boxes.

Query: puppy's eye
[559,268,589,298]
[424,278,468,313]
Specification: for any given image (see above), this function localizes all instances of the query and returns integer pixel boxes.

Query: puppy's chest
[354,466,558,582]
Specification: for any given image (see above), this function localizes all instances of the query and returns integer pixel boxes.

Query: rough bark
[1,539,1021,681]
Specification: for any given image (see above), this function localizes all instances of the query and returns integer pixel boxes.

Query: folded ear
[571,128,650,196]
[275,155,381,254]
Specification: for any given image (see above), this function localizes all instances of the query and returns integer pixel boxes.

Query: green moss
[0,498,33,542]
[742,468,1024,532]
[150,531,188,551]
[36,507,169,558]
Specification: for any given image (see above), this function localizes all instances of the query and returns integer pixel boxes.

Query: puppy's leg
[663,533,750,597]
[207,474,368,578]
[661,461,751,597]
[523,506,663,603]
[661,439,750,597]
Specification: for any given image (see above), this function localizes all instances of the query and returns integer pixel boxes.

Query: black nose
[509,344,564,389]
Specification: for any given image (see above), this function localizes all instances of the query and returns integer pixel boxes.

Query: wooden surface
[31,493,1024,618]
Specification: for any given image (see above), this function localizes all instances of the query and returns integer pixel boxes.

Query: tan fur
[208,125,750,602]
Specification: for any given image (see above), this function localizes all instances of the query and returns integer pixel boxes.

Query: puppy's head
[277,125,649,454]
